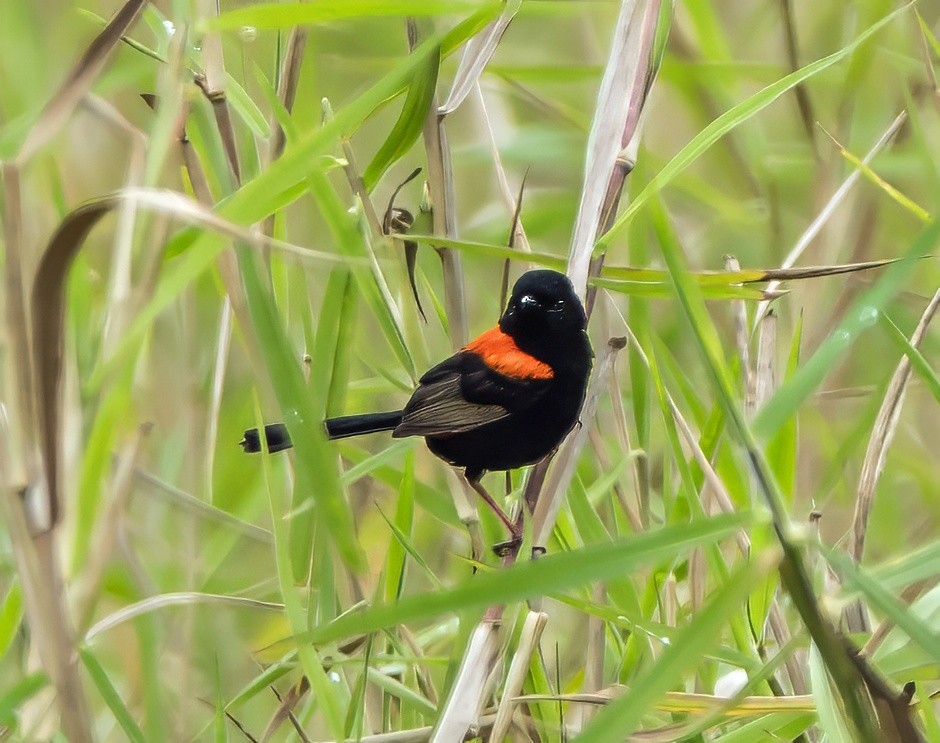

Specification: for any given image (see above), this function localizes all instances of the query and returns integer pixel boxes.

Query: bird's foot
[531,545,547,559]
[492,535,523,557]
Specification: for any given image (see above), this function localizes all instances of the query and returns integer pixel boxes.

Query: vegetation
[0,0,938,740]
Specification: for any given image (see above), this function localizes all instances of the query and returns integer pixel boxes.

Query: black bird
[241,269,593,547]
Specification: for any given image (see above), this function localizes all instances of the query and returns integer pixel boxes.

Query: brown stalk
[0,426,92,741]
[324,98,383,237]
[32,199,115,528]
[269,27,308,162]
[194,79,240,186]
[262,676,310,743]
[778,0,819,159]
[409,19,468,349]
[743,311,808,698]
[260,27,309,242]
[1,163,39,493]
[196,0,240,186]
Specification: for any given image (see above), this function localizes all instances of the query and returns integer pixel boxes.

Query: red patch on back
[464,327,554,380]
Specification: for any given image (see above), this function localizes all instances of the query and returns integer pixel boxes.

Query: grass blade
[299,512,750,646]
[209,1,491,30]
[573,554,778,742]
[597,6,908,250]
[363,45,440,191]
[754,219,940,441]
[79,647,147,743]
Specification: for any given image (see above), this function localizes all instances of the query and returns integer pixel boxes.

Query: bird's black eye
[519,294,539,309]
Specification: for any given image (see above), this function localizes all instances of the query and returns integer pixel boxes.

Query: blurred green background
[1,0,938,740]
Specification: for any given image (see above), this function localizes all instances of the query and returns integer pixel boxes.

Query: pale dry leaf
[490,611,548,741]
[431,622,503,741]
[85,592,284,642]
[438,1,521,116]
[568,0,659,298]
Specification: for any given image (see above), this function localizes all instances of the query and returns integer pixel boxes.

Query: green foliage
[0,0,937,740]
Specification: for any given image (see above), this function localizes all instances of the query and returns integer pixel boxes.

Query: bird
[241,269,593,551]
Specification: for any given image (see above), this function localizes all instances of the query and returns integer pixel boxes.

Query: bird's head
[499,269,587,340]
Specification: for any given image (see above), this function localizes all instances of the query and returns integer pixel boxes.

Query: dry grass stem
[430,622,503,741]
[568,0,657,299]
[531,337,626,548]
[844,288,940,633]
[489,610,549,741]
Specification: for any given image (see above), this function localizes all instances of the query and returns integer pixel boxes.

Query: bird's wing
[393,353,551,438]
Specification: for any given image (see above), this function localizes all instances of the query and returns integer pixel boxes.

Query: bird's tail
[240,410,404,453]
[325,410,404,439]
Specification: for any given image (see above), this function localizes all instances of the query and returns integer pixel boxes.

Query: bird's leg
[465,473,522,556]
[496,509,526,559]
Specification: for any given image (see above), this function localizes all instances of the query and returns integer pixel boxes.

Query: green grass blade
[880,312,940,405]
[301,512,750,646]
[574,555,777,742]
[0,580,23,662]
[713,712,815,742]
[208,1,492,30]
[385,450,417,602]
[0,672,48,728]
[79,646,147,743]
[597,6,908,250]
[224,72,270,139]
[808,643,854,743]
[868,541,940,593]
[239,247,365,573]
[364,44,440,191]
[307,166,416,379]
[823,547,940,663]
[310,267,357,418]
[754,219,940,441]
